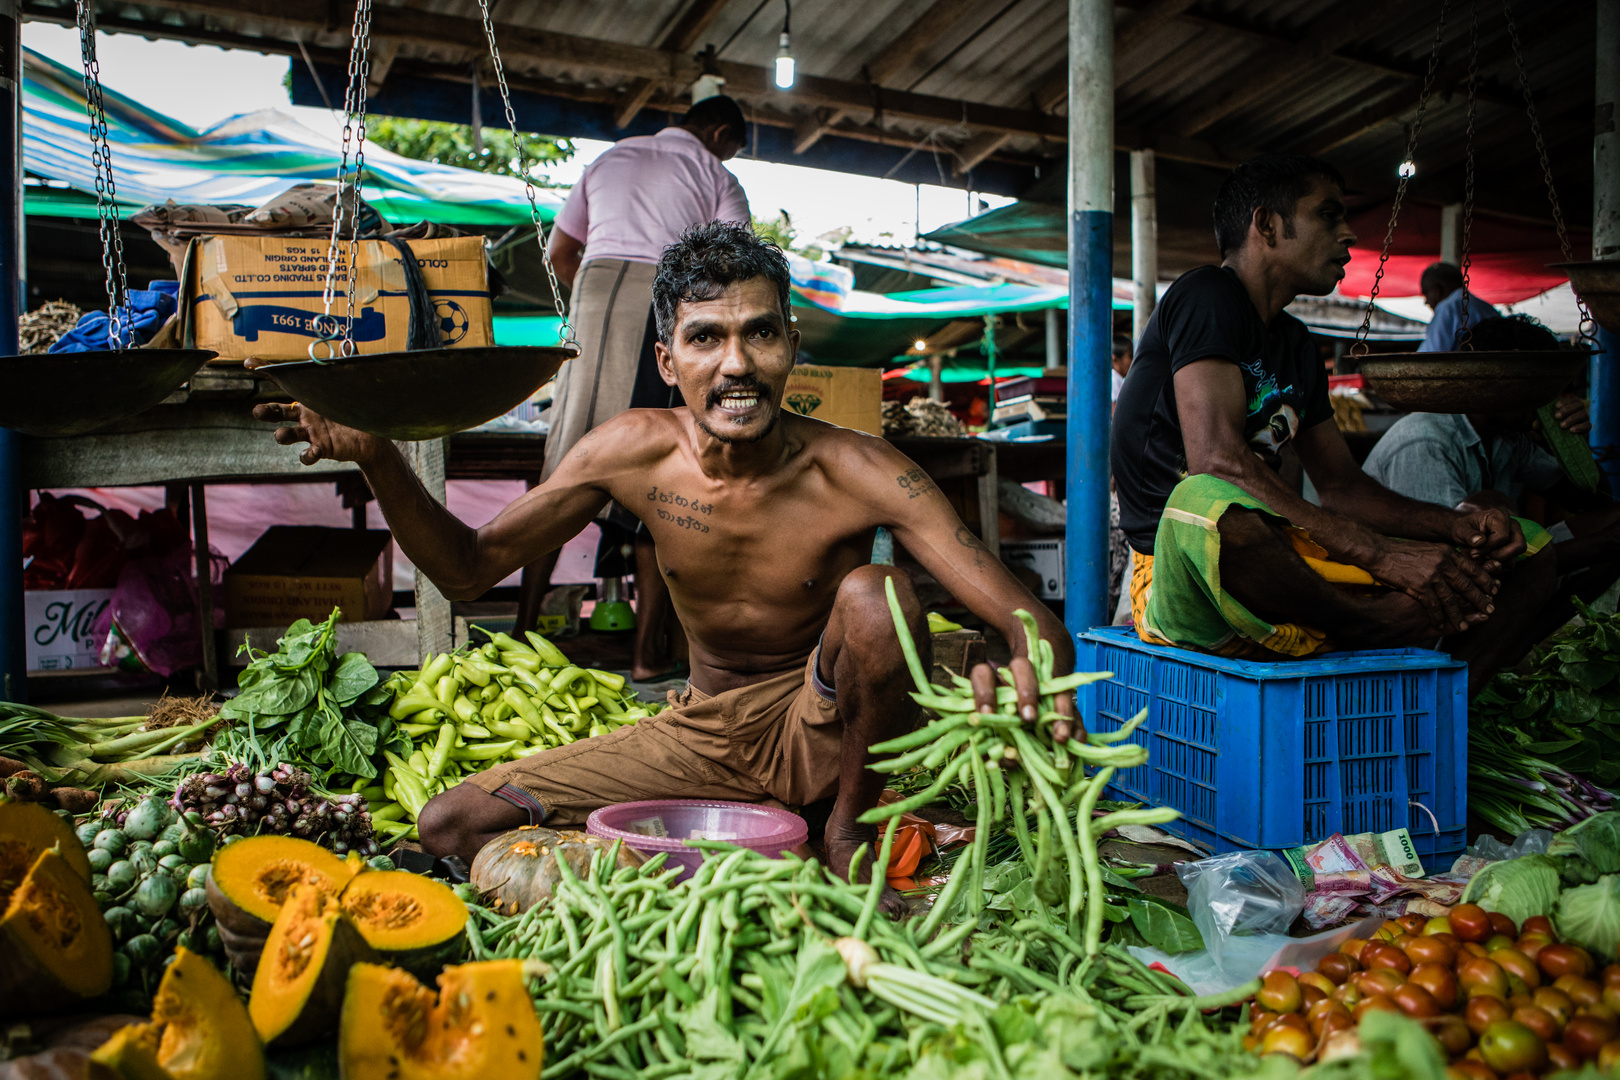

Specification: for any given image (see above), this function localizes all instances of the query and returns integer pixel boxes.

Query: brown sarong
[465,653,844,825]
[542,257,681,485]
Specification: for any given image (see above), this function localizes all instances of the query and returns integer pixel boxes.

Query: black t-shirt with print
[1111,265,1332,554]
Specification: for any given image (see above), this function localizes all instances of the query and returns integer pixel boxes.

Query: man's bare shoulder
[785,414,928,497]
[557,409,686,474]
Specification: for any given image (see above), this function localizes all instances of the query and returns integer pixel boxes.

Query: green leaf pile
[217,608,402,782]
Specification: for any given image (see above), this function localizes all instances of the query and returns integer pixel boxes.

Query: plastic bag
[95,548,224,677]
[1177,850,1305,969]
[1468,829,1554,862]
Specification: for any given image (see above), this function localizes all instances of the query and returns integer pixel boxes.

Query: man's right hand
[251,402,385,467]
[1369,538,1499,635]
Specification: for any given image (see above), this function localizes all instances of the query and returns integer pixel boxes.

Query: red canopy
[1340,202,1591,304]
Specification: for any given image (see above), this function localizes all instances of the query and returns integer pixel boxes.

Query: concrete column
[1064,0,1114,635]
[403,438,454,662]
[1591,0,1619,490]
[0,0,24,701]
[1130,149,1157,344]
[1045,307,1062,372]
[929,354,944,402]
[1439,203,1462,265]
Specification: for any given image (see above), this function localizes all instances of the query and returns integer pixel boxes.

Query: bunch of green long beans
[466,840,1254,1080]
[861,577,1177,953]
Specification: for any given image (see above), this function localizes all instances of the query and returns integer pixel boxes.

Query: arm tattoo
[955,525,988,569]
[897,467,939,499]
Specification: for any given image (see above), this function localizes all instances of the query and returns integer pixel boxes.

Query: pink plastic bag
[95,548,225,676]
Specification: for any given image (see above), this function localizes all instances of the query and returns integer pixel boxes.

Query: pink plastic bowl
[586,799,809,881]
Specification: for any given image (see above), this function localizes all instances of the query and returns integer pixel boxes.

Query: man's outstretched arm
[852,440,1080,741]
[253,403,614,600]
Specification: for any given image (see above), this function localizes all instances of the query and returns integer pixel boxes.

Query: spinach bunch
[217,607,403,781]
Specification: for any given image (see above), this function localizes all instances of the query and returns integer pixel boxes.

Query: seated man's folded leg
[418,710,765,865]
[1143,475,1433,657]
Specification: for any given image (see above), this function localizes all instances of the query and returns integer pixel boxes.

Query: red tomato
[1488,912,1519,939]
[1451,904,1494,944]
[1541,944,1594,981]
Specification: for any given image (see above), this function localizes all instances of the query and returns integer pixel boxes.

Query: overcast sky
[24,23,1011,248]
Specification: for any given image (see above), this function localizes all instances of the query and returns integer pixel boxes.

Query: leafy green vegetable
[1125,898,1204,954]
[216,608,399,783]
[1547,811,1620,875]
[1460,854,1564,927]
[1557,873,1620,960]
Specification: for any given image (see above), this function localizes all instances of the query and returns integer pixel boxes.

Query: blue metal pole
[1064,0,1114,636]
[1593,0,1619,496]
[0,0,24,702]
[1598,328,1620,496]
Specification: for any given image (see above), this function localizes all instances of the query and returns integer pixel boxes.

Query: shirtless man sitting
[254,221,1076,901]
[1111,153,1556,696]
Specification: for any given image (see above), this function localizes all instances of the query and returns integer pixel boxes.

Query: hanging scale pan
[1358,349,1587,414]
[0,1,215,438]
[1550,262,1620,335]
[264,0,577,442]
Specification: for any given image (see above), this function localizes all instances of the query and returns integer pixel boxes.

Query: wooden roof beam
[794,0,984,155]
[1299,5,1571,156]
[953,130,1011,174]
[612,0,739,129]
[1166,0,1411,137]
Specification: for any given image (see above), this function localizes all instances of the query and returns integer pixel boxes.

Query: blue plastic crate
[1076,627,1468,872]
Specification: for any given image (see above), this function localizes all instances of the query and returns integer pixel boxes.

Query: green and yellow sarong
[1130,475,1552,660]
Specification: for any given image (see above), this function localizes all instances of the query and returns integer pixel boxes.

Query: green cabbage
[1459,854,1563,927]
[1557,873,1620,960]
[1548,812,1620,875]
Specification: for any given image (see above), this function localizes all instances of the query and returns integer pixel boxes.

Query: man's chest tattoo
[897,467,939,499]
[647,486,713,533]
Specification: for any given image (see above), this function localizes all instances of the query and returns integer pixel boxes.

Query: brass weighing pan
[263,345,575,441]
[1552,262,1620,335]
[0,348,215,437]
[1359,350,1587,414]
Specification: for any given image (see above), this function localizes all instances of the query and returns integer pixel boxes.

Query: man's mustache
[706,379,770,410]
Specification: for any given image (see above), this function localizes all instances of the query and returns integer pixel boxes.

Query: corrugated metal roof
[25,0,1598,219]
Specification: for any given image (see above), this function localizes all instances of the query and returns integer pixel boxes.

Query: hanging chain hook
[1351,0,1451,359]
[76,0,132,351]
[474,0,575,350]
[315,0,375,362]
[1500,0,1596,346]
[1455,0,1481,351]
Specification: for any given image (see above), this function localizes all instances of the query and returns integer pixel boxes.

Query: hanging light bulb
[774,0,795,89]
[914,339,929,351]
[1397,159,1417,179]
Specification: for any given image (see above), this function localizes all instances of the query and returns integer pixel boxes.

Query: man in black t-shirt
[1109,154,1554,694]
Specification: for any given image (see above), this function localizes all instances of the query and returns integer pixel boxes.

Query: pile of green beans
[466,841,1256,1080]
[359,630,664,841]
[862,577,1179,953]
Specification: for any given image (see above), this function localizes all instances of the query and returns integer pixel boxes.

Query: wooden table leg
[403,439,454,662]
[190,482,218,691]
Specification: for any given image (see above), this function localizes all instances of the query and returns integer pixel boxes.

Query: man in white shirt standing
[523,95,751,681]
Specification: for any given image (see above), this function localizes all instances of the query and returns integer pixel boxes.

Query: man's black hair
[1212,154,1347,258]
[1420,261,1465,298]
[682,95,746,141]
[653,221,792,345]
[1111,333,1133,354]
[1466,314,1564,351]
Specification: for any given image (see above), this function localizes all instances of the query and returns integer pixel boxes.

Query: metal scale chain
[474,0,575,348]
[315,0,375,360]
[1455,0,1481,349]
[1350,0,1450,357]
[1501,0,1596,343]
[77,0,132,350]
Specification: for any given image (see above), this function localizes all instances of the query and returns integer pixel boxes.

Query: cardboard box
[24,589,114,671]
[224,527,394,629]
[1000,539,1065,600]
[184,235,493,363]
[781,364,881,434]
